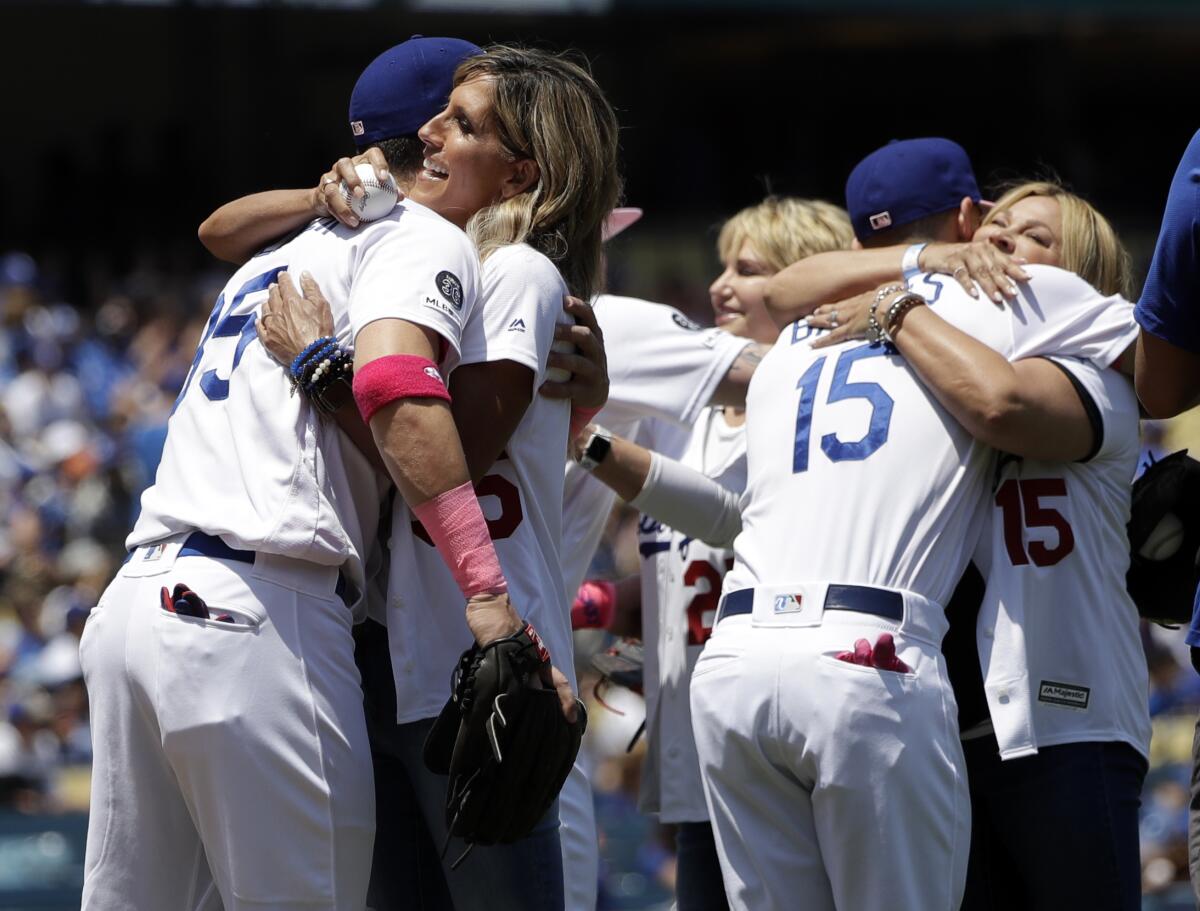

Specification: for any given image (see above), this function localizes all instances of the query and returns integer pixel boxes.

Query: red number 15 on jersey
[995,477,1075,567]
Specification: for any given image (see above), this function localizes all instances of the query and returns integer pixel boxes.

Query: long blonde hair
[982,181,1132,298]
[456,46,621,301]
[717,197,855,270]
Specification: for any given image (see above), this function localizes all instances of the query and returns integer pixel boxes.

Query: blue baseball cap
[845,138,984,240]
[348,36,482,146]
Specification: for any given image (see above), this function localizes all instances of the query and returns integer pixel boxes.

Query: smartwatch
[578,426,613,472]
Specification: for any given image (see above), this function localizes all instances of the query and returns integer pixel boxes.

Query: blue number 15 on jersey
[172,266,287,413]
[791,341,893,474]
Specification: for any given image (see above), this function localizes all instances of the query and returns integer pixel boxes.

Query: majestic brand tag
[1038,680,1090,711]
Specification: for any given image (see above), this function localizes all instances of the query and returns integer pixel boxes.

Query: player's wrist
[465,594,524,644]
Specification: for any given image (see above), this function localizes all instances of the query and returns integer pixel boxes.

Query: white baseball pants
[690,613,969,911]
[80,544,374,911]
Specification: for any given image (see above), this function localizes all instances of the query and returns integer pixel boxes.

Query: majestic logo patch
[350,120,365,137]
[436,271,463,310]
[773,593,804,614]
[672,311,702,332]
[869,211,893,230]
[508,318,526,333]
[1038,680,1090,711]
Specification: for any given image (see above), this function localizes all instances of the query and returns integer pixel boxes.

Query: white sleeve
[348,211,481,368]
[630,450,745,549]
[1043,356,1140,464]
[596,295,751,427]
[1005,266,1138,368]
[459,246,567,383]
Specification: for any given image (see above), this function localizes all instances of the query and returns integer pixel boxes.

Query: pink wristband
[571,579,616,630]
[569,404,603,441]
[411,481,507,598]
[352,354,451,424]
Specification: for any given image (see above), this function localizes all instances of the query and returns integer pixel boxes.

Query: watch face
[585,433,612,467]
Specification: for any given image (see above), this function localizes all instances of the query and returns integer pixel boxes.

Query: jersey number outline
[995,477,1075,567]
[172,266,286,412]
[793,344,894,473]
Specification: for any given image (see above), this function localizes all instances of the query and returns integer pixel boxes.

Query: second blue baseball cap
[845,138,984,241]
[349,36,482,146]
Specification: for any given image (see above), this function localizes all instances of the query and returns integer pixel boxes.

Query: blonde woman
[771,180,1147,911]
[574,197,854,910]
[203,43,620,911]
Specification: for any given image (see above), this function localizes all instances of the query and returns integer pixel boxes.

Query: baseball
[1139,511,1184,561]
[340,162,398,223]
[547,338,574,383]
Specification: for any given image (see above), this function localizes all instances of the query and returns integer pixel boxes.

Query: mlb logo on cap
[869,212,892,230]
[351,121,365,137]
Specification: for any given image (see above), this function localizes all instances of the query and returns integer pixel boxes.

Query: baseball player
[79,37,558,911]
[688,245,1137,909]
[201,45,621,911]
[574,197,854,910]
[806,177,1148,909]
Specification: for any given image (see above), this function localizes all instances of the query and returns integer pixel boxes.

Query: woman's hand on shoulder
[310,148,397,229]
[257,271,336,365]
[920,241,1030,304]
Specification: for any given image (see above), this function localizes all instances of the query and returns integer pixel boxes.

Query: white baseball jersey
[973,357,1150,760]
[561,295,750,595]
[637,407,745,823]
[695,267,1137,911]
[725,266,1138,624]
[130,201,480,606]
[384,244,572,723]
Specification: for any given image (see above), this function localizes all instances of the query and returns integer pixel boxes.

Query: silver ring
[953,266,968,277]
[260,313,272,328]
[830,309,839,328]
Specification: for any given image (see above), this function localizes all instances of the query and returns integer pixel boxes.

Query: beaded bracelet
[288,335,354,414]
[880,291,926,343]
[290,336,336,383]
[866,284,905,344]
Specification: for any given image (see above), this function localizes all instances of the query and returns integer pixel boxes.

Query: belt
[127,532,347,598]
[717,584,904,625]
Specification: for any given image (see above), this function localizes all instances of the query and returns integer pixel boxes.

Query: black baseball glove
[424,623,585,856]
[1127,449,1200,626]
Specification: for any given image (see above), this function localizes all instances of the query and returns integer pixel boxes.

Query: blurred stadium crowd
[1,239,1200,908]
